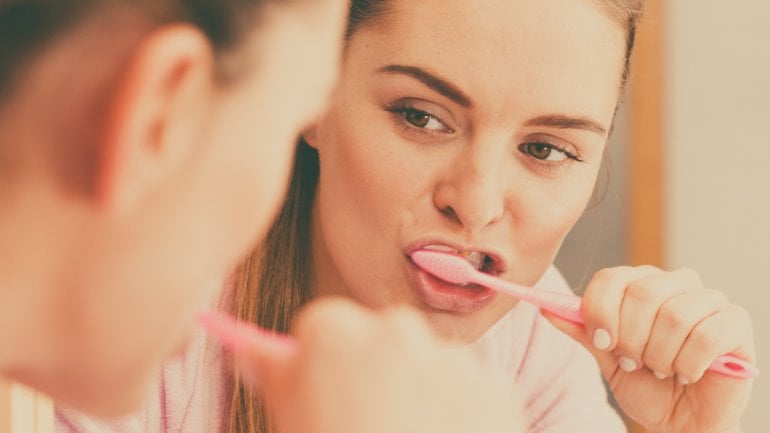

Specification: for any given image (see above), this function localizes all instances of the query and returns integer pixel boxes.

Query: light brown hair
[227,1,645,432]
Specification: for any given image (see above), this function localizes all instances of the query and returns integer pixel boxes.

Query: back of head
[0,0,345,417]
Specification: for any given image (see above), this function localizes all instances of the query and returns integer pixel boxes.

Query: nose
[433,147,506,232]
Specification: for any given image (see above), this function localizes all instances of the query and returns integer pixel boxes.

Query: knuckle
[636,264,662,275]
[705,288,728,305]
[625,280,656,302]
[689,324,722,355]
[675,268,703,287]
[591,266,633,288]
[586,269,615,295]
[658,303,689,332]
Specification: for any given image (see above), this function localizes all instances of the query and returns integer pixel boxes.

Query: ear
[300,122,320,149]
[95,25,214,214]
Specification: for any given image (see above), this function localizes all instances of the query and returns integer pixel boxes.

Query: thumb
[541,311,619,379]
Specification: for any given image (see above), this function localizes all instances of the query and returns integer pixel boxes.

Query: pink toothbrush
[411,250,758,380]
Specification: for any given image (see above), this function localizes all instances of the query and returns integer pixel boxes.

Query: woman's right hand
[234,298,524,433]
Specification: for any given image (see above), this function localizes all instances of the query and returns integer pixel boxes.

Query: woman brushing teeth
[247,0,756,431]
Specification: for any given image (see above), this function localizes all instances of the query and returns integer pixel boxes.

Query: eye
[404,110,433,128]
[385,102,453,134]
[518,142,581,162]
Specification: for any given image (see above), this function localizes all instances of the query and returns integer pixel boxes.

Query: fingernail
[654,371,668,380]
[678,375,690,386]
[592,329,612,351]
[619,357,638,372]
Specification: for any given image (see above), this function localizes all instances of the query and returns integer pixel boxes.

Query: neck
[309,205,350,299]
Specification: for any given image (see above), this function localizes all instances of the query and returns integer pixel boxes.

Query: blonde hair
[227,1,646,432]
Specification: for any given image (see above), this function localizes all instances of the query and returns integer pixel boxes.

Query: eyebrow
[377,64,607,136]
[377,64,473,108]
[525,115,608,136]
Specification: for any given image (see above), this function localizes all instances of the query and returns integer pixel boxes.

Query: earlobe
[96,25,214,214]
[301,123,320,149]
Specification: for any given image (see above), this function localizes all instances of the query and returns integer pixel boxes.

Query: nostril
[439,205,462,225]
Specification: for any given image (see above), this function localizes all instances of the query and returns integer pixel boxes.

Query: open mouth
[407,243,502,313]
[419,244,504,278]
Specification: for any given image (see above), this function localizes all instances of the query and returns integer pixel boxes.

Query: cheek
[515,169,599,256]
[316,109,415,234]
[314,109,422,299]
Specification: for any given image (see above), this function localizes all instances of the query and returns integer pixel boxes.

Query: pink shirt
[56,266,627,433]
[471,267,627,432]
[56,328,226,433]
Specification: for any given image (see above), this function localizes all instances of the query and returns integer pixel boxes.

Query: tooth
[422,245,459,254]
[461,251,485,270]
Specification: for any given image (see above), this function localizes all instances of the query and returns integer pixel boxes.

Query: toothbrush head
[410,250,479,284]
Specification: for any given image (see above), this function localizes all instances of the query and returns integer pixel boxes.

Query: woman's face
[310,0,626,342]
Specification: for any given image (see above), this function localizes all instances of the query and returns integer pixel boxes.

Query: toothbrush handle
[709,354,759,379]
[480,274,585,324]
[531,290,584,324]
[477,275,759,379]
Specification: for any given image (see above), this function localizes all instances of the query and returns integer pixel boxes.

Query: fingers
[579,265,754,384]
[673,305,754,383]
[263,298,527,433]
[292,298,436,362]
[292,297,375,352]
[581,265,660,354]
[614,270,697,371]
[641,289,726,379]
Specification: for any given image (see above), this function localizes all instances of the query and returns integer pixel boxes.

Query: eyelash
[517,141,584,173]
[518,141,583,161]
[384,102,453,137]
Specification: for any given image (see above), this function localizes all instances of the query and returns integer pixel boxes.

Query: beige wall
[664,0,770,430]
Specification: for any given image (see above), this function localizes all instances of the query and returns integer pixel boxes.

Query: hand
[234,298,525,433]
[546,266,755,433]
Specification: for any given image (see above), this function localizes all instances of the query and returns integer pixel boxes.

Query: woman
[232,0,755,432]
[2,1,526,433]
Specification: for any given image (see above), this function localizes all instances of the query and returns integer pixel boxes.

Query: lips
[407,243,504,313]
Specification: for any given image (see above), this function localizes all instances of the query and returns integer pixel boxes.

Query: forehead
[347,0,627,122]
